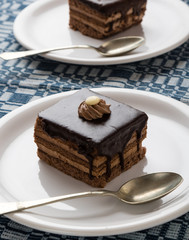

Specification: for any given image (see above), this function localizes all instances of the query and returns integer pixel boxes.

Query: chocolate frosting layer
[79,0,147,15]
[39,88,148,178]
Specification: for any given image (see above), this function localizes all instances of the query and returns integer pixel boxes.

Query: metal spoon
[0,36,144,60]
[0,172,182,215]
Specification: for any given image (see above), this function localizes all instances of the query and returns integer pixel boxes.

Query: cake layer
[69,0,147,18]
[35,117,147,165]
[69,0,147,38]
[34,88,148,187]
[35,116,147,185]
[35,134,145,171]
[35,116,147,175]
[37,145,146,187]
[69,5,146,34]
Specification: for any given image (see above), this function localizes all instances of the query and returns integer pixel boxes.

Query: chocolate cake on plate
[68,0,147,39]
[34,88,148,187]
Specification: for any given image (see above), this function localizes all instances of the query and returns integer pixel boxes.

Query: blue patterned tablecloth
[0,0,189,239]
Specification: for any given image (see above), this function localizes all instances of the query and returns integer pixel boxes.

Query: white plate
[13,0,189,65]
[0,88,189,236]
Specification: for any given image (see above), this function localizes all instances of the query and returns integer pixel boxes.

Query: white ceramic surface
[13,0,189,65]
[0,88,189,236]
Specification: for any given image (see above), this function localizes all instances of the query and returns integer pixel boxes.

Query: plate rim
[1,87,189,236]
[13,0,189,65]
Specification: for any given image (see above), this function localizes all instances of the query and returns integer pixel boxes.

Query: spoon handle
[0,45,93,60]
[0,190,113,215]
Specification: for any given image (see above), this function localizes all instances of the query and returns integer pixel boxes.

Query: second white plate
[0,88,189,236]
[13,0,189,65]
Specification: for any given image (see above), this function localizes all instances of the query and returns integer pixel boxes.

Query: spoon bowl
[97,36,144,56]
[0,36,144,60]
[0,172,182,215]
[116,172,183,204]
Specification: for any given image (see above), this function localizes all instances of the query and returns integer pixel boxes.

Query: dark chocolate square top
[39,89,147,150]
[77,0,147,15]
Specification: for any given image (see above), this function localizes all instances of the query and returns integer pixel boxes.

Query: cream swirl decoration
[78,96,111,121]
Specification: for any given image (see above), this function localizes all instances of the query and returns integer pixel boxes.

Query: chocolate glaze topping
[39,89,148,179]
[79,0,147,15]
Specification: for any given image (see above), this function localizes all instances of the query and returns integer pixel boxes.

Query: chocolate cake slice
[68,0,147,39]
[34,89,148,187]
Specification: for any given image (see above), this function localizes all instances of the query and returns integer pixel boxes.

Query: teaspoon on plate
[0,172,182,215]
[0,36,144,60]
